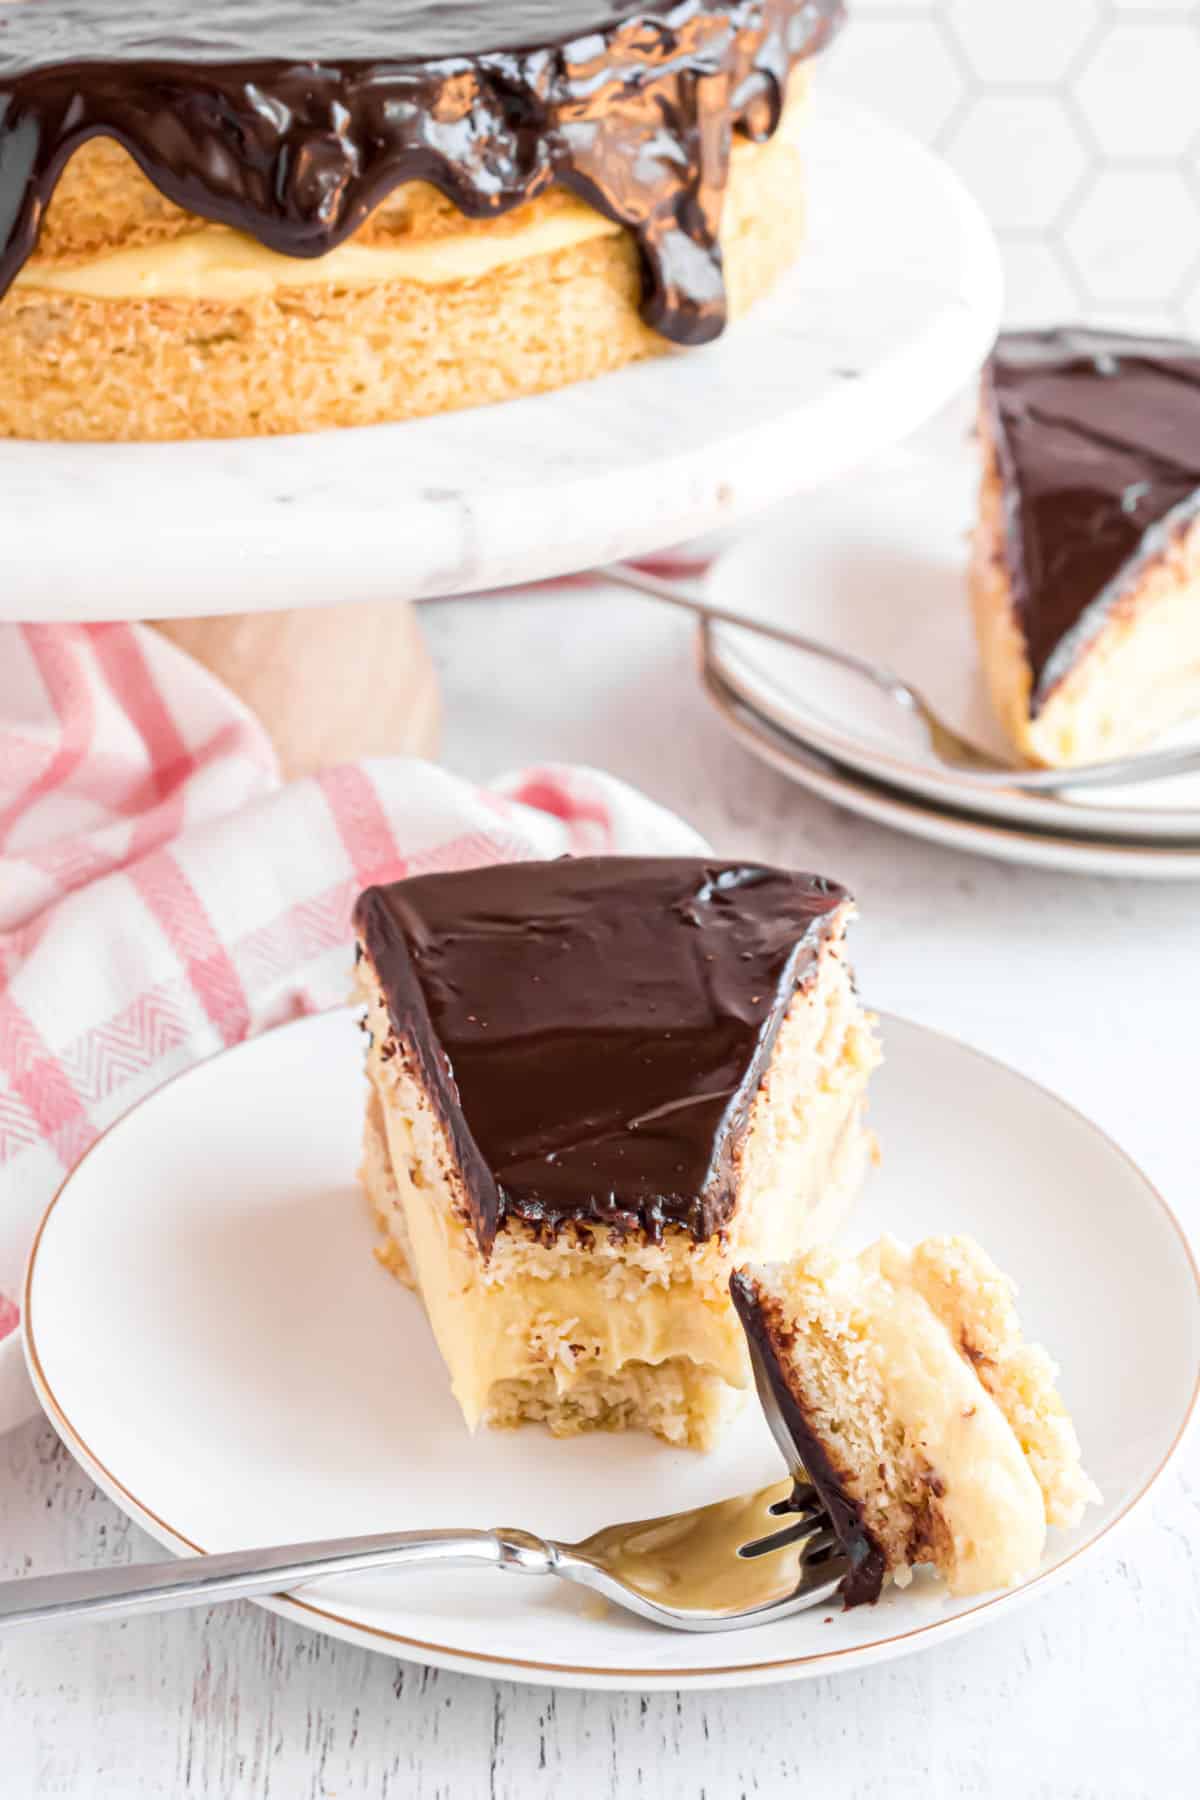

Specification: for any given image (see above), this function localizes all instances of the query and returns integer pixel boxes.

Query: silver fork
[0,1479,845,1635]
[602,562,1200,792]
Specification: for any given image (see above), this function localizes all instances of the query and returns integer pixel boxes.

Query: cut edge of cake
[732,1234,1099,1602]
[354,864,881,1451]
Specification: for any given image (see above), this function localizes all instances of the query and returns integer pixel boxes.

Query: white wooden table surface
[3,571,1199,1797]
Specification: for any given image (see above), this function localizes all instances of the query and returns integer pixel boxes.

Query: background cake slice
[354,856,879,1450]
[971,326,1200,768]
[732,1235,1098,1601]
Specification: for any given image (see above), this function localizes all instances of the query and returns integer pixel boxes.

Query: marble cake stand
[0,101,1001,772]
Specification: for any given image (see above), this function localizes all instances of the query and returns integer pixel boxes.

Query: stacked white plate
[701,449,1200,879]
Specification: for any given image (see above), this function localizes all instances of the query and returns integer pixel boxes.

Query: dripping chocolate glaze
[354,856,848,1252]
[730,1272,886,1607]
[984,326,1200,712]
[0,0,843,344]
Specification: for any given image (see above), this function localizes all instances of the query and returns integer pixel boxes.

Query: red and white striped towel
[0,619,705,1434]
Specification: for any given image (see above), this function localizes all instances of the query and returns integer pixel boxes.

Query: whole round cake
[0,0,844,441]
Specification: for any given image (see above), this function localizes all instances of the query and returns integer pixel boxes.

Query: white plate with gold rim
[23,1008,1200,1690]
[702,654,1200,881]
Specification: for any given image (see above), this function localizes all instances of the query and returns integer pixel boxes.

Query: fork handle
[0,1527,555,1632]
[602,563,908,696]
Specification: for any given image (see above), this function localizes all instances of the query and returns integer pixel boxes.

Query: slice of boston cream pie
[732,1236,1098,1603]
[971,327,1200,768]
[354,856,880,1450]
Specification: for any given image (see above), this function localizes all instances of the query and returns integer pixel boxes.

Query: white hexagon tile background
[824,0,1200,334]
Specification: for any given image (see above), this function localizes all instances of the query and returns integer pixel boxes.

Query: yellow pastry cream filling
[12,201,622,302]
[372,1085,749,1433]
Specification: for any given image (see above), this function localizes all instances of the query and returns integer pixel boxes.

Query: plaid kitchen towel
[0,619,705,1434]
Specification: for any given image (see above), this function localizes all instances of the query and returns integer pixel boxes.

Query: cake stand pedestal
[155,604,441,775]
[0,102,1000,771]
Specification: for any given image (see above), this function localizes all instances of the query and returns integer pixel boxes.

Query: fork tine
[554,1475,852,1630]
[800,1527,840,1560]
[768,1481,819,1518]
[738,1511,828,1561]
[804,1539,843,1571]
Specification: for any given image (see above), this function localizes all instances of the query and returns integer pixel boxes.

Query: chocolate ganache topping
[0,0,844,343]
[730,1271,886,1607]
[354,855,848,1250]
[985,327,1200,711]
